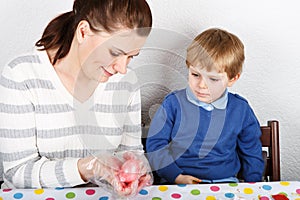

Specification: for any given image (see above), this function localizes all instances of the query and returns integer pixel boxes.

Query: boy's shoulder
[165,88,186,99]
[229,92,249,104]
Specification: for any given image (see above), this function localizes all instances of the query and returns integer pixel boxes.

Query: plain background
[0,0,299,180]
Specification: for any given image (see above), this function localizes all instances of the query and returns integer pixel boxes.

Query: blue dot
[139,189,148,195]
[225,193,235,198]
[262,185,272,190]
[177,184,186,187]
[99,197,109,200]
[13,193,23,199]
[55,187,64,190]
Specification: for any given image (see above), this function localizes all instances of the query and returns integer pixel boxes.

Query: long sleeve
[0,56,85,188]
[146,95,183,183]
[0,51,143,188]
[237,106,264,182]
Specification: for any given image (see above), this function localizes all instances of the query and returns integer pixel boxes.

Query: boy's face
[188,66,239,103]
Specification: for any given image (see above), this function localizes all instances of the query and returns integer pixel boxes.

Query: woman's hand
[77,151,153,198]
[175,174,202,184]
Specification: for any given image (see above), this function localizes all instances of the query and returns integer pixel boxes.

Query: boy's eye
[210,78,220,82]
[191,73,199,77]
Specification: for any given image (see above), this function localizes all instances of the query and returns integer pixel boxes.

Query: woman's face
[78,29,148,83]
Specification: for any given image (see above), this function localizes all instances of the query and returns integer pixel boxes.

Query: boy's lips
[196,91,210,97]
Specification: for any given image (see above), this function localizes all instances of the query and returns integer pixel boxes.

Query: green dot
[152,197,162,200]
[279,192,288,196]
[229,183,238,187]
[66,192,76,199]
[191,189,200,195]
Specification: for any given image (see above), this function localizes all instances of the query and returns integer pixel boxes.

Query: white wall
[1,0,300,180]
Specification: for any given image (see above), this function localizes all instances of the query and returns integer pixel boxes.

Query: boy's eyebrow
[190,66,225,78]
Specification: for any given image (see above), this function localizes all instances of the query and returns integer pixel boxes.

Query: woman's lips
[101,66,114,77]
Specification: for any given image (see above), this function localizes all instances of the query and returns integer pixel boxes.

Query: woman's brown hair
[35,0,152,65]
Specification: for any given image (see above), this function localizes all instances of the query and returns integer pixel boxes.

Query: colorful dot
[210,186,220,192]
[296,189,300,194]
[45,198,55,200]
[139,189,149,195]
[65,192,75,199]
[225,193,235,198]
[2,189,12,192]
[243,188,253,194]
[158,185,168,192]
[0,197,3,200]
[229,183,238,187]
[171,193,181,198]
[279,192,288,196]
[85,189,95,195]
[190,189,200,195]
[280,182,290,186]
[99,197,109,200]
[13,193,23,199]
[34,189,44,195]
[177,184,186,187]
[152,197,162,200]
[206,196,216,200]
[259,196,270,200]
[55,187,64,190]
[262,185,272,190]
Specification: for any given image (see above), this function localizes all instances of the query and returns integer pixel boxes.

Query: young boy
[146,28,264,184]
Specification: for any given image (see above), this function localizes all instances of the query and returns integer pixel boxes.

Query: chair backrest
[260,120,280,181]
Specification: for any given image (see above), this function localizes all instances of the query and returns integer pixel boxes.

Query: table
[1,181,300,200]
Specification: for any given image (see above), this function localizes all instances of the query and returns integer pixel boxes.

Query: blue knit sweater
[146,88,264,183]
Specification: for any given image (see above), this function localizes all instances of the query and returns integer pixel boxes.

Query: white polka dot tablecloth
[1,181,300,200]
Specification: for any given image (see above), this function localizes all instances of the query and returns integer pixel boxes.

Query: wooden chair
[260,120,280,181]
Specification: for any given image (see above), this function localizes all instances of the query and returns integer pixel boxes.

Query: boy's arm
[146,101,183,183]
[237,107,264,182]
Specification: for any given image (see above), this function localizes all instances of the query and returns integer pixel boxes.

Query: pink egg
[119,159,140,183]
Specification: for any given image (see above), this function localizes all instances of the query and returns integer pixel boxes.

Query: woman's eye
[110,50,120,57]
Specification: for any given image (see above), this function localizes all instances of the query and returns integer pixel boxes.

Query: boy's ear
[227,73,240,87]
[76,20,92,44]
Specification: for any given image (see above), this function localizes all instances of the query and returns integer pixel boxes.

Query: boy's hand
[175,174,202,184]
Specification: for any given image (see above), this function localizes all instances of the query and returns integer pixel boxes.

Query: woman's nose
[112,56,131,74]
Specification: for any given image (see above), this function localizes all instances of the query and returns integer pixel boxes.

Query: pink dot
[45,198,55,200]
[171,193,181,198]
[210,186,220,192]
[259,196,269,200]
[296,189,300,194]
[2,189,12,192]
[85,189,96,195]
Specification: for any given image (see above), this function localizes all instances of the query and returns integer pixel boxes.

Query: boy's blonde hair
[186,28,245,79]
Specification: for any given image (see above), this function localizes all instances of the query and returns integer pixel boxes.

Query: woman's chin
[99,76,109,83]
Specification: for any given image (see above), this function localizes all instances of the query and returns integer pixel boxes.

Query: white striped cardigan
[0,49,143,188]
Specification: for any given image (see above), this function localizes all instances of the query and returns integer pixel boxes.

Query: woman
[0,0,152,197]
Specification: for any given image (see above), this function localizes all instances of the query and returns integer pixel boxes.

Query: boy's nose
[199,78,208,89]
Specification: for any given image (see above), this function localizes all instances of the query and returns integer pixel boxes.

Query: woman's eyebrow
[112,46,140,56]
